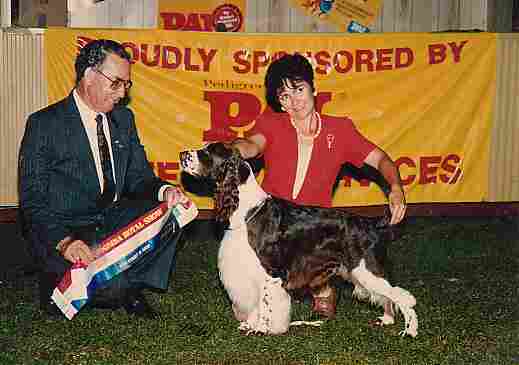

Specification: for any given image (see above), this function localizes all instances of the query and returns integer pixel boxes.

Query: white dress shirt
[73,90,117,198]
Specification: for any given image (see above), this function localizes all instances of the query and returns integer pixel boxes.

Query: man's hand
[61,238,95,265]
[388,185,407,225]
[164,186,185,208]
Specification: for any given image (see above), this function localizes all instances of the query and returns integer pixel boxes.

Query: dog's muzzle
[179,150,201,175]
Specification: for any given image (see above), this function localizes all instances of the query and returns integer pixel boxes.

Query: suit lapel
[63,93,102,195]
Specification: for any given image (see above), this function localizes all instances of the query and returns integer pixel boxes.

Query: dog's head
[179,142,251,222]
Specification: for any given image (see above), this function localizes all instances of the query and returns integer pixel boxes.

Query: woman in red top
[233,54,406,318]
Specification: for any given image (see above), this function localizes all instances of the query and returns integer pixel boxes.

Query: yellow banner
[289,0,383,32]
[158,0,246,32]
[45,29,496,208]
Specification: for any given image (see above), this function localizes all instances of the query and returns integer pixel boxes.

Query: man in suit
[18,39,185,319]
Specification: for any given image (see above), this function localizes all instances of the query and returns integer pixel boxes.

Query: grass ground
[1,217,518,365]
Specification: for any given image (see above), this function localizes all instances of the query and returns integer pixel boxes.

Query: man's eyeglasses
[95,69,133,91]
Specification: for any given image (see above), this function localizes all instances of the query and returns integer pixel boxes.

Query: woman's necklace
[290,112,322,140]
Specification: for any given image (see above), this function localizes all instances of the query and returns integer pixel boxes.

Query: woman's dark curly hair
[264,53,315,113]
[74,39,131,85]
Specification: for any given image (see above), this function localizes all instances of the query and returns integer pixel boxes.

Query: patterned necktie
[96,114,115,207]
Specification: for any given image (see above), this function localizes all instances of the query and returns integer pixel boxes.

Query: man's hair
[74,39,131,85]
[264,53,315,113]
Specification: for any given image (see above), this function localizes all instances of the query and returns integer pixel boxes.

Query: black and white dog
[179,142,418,337]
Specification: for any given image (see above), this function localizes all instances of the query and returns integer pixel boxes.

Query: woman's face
[277,79,315,121]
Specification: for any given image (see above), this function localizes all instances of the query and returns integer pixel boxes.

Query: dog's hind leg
[351,259,418,337]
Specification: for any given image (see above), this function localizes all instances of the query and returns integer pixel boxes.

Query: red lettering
[395,157,416,186]
[199,13,213,31]
[440,154,462,184]
[252,51,270,74]
[160,12,185,30]
[314,51,331,75]
[376,48,393,71]
[359,179,371,187]
[184,48,199,71]
[160,12,213,31]
[122,42,139,64]
[340,176,372,187]
[356,49,374,72]
[156,162,178,181]
[149,161,179,181]
[233,50,250,74]
[428,43,447,64]
[334,51,353,74]
[328,154,464,191]
[183,13,204,32]
[141,44,160,67]
[448,41,468,63]
[230,48,417,75]
[419,156,442,184]
[202,91,333,141]
[161,46,182,69]
[199,48,218,72]
[123,45,217,71]
[395,47,414,68]
[203,91,262,141]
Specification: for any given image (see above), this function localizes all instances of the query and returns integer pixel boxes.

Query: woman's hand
[388,185,407,225]
[365,148,407,225]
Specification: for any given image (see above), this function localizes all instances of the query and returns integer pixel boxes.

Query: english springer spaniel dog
[179,142,418,337]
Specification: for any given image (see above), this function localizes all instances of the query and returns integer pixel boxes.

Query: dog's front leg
[232,303,249,322]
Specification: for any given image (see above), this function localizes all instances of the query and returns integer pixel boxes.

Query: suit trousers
[38,199,183,306]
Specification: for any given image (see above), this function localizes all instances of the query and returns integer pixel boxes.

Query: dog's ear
[214,155,244,222]
[228,145,252,184]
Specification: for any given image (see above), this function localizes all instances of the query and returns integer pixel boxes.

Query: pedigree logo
[159,3,243,32]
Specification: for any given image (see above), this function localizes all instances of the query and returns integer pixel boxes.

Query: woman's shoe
[311,286,337,319]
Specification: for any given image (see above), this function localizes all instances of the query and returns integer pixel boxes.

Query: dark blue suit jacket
[18,93,168,274]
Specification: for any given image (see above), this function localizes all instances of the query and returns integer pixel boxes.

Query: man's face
[83,52,131,113]
[277,79,315,121]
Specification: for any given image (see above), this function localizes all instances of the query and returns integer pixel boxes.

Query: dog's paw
[232,304,248,322]
[399,328,418,338]
[368,313,395,328]
[238,321,251,332]
[378,313,395,326]
[238,322,268,336]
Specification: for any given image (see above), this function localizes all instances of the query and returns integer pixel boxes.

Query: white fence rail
[0,28,46,206]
